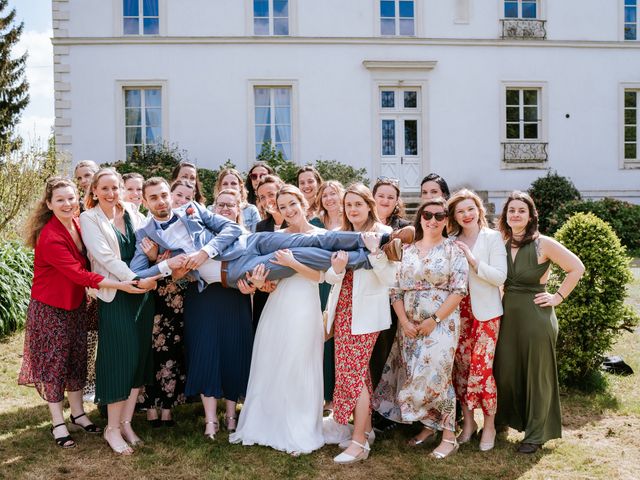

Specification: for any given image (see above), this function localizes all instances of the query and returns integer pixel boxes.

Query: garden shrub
[0,240,33,337]
[549,213,639,388]
[528,171,581,234]
[257,141,369,186]
[103,143,227,204]
[548,198,640,255]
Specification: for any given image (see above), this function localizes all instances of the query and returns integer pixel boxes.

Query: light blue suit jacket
[130,201,243,290]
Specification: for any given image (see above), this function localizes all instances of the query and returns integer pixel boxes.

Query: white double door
[378,87,423,192]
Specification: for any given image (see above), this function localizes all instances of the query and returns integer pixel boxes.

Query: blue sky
[8,0,53,147]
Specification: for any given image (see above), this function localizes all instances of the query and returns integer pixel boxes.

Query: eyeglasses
[376,176,400,187]
[421,211,447,221]
[250,173,266,181]
[215,202,237,209]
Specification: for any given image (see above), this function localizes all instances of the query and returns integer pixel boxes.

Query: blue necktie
[159,215,179,230]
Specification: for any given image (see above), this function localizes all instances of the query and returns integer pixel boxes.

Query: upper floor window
[254,87,292,160]
[380,0,415,36]
[123,0,159,35]
[504,0,537,19]
[502,85,548,167]
[254,0,289,35]
[625,0,638,40]
[624,89,638,162]
[124,87,162,160]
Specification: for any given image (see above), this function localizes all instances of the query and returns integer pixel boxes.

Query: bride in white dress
[230,186,325,454]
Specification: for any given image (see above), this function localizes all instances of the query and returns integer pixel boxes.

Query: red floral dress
[333,270,380,425]
[452,296,500,416]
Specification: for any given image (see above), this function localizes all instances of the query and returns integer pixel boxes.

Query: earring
[93,195,98,200]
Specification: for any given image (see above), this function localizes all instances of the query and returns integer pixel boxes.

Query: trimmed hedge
[548,198,640,255]
[528,171,581,234]
[0,240,33,337]
[550,213,639,387]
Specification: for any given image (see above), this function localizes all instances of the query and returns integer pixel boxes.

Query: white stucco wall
[54,0,640,203]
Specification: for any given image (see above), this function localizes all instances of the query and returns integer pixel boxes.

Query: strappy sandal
[69,412,103,434]
[224,416,237,433]
[204,420,219,440]
[431,438,459,459]
[407,427,436,447]
[103,426,133,455]
[120,420,144,447]
[333,439,370,464]
[51,423,76,449]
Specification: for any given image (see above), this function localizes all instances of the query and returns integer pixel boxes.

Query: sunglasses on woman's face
[421,211,447,221]
[250,173,266,181]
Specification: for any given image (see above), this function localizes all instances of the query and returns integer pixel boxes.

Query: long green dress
[95,212,154,405]
[494,240,561,444]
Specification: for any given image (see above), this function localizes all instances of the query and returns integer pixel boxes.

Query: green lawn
[1,269,639,480]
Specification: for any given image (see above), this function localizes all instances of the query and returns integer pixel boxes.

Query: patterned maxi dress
[141,278,187,409]
[373,240,468,432]
[332,270,380,424]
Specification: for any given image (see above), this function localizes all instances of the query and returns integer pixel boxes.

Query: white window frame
[247,0,296,36]
[620,82,640,169]
[375,0,422,37]
[500,81,548,169]
[115,80,169,161]
[247,80,299,165]
[623,0,639,41]
[115,0,167,36]
[500,0,544,20]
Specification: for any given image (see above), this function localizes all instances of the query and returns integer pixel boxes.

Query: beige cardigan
[324,224,398,335]
[79,202,146,302]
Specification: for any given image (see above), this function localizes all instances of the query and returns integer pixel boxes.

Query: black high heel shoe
[51,423,76,448]
[69,413,102,434]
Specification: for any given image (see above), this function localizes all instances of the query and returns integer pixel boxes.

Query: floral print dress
[142,278,187,409]
[373,240,468,432]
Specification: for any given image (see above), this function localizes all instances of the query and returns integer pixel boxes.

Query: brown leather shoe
[382,238,403,262]
[517,442,540,454]
[391,226,415,245]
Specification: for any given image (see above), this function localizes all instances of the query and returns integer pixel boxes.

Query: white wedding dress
[229,273,325,454]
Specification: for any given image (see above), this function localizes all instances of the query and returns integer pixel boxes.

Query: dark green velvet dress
[494,240,561,444]
[95,212,154,405]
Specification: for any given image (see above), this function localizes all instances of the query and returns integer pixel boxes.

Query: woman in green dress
[494,191,584,454]
[80,169,160,455]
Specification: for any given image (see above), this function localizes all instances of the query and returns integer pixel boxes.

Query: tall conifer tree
[0,0,29,152]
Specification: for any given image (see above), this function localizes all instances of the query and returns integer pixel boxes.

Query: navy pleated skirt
[183,283,253,401]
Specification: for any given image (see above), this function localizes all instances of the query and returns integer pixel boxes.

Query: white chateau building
[52,0,640,205]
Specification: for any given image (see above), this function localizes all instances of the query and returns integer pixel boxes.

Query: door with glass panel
[379,87,422,191]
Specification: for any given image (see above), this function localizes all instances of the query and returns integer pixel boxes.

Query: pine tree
[0,0,29,153]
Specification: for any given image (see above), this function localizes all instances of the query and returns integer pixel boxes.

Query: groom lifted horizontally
[130,177,414,288]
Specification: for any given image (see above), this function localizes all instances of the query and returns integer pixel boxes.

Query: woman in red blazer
[18,177,145,449]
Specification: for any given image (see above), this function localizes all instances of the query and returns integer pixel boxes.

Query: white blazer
[80,202,146,303]
[458,227,507,321]
[324,224,399,336]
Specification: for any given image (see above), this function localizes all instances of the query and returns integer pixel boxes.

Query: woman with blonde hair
[80,168,163,455]
[19,177,145,449]
[211,168,260,231]
[326,183,396,464]
[447,189,507,451]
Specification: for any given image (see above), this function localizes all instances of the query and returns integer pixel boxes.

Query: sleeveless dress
[95,212,154,405]
[493,240,562,444]
[230,274,325,454]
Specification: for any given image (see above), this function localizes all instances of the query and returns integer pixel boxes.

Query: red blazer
[31,216,104,311]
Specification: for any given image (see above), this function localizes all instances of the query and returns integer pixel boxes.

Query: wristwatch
[431,313,441,324]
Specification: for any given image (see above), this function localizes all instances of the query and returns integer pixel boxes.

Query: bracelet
[556,291,566,301]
